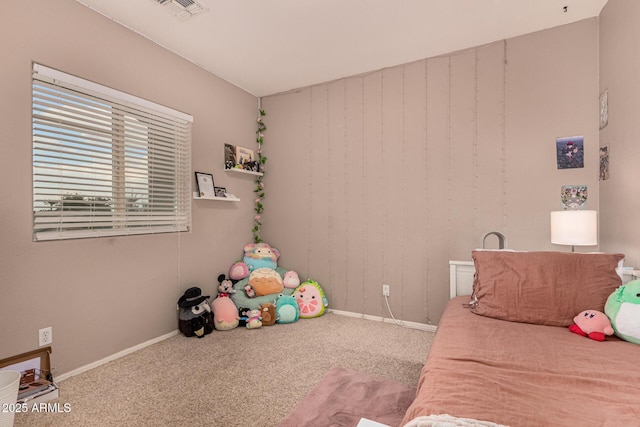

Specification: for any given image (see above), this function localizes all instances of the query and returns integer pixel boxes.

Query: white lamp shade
[550,210,598,246]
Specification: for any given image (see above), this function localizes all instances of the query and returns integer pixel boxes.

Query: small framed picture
[195,172,215,198]
[556,136,584,169]
[561,185,588,209]
[599,145,609,181]
[224,144,237,170]
[214,187,227,198]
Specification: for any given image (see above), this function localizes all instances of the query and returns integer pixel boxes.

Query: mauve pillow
[471,251,625,327]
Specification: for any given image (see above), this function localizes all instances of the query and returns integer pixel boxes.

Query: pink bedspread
[401,297,640,427]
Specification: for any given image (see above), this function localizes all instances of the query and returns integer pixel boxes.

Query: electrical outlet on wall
[382,284,390,297]
[39,327,52,346]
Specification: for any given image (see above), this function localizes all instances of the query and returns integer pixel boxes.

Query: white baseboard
[56,330,179,382]
[329,309,437,332]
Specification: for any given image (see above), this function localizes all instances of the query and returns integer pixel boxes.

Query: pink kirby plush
[569,310,614,341]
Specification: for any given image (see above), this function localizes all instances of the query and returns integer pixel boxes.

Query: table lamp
[550,210,597,252]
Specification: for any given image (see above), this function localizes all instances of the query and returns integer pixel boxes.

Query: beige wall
[3,0,628,377]
[262,19,600,324]
[599,0,640,266]
[0,0,258,374]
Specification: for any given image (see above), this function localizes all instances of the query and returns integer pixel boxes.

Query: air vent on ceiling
[155,0,209,21]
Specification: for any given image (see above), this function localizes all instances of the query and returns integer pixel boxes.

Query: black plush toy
[237,306,250,327]
[177,287,214,338]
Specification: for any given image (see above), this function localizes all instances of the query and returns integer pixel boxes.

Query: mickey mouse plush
[212,275,240,331]
[217,274,238,297]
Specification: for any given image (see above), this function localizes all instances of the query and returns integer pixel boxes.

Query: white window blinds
[32,64,192,241]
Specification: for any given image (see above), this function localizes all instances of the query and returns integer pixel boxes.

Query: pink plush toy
[211,282,240,331]
[283,270,300,289]
[211,295,240,331]
[569,310,614,341]
[229,261,249,281]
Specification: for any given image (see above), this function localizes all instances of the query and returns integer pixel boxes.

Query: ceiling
[76,0,608,97]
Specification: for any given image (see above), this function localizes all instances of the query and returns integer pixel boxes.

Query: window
[32,64,192,241]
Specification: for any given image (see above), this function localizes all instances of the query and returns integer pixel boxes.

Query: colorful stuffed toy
[275,294,299,324]
[243,242,280,272]
[569,309,614,341]
[244,309,263,329]
[293,280,328,318]
[259,302,277,326]
[605,280,640,345]
[243,284,257,298]
[177,287,213,338]
[248,268,284,296]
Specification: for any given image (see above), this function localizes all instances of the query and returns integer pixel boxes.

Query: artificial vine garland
[252,108,267,243]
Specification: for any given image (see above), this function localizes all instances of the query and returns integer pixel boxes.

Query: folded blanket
[404,414,508,427]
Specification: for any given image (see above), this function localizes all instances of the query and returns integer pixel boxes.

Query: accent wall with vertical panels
[262,19,599,324]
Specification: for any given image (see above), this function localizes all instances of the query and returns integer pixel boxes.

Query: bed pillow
[471,250,624,327]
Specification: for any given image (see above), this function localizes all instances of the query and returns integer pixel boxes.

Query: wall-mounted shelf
[225,167,263,177]
[193,192,240,202]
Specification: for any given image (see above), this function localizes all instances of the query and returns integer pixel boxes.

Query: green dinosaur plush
[605,280,640,345]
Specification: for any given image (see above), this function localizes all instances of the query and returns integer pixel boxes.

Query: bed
[401,250,640,427]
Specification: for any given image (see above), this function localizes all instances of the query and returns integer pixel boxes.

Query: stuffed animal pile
[177,242,329,337]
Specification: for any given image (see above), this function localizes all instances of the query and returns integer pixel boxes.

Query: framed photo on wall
[561,185,588,209]
[599,90,608,130]
[195,172,215,198]
[556,136,584,169]
[599,145,610,181]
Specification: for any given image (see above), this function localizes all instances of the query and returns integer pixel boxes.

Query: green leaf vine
[253,108,267,243]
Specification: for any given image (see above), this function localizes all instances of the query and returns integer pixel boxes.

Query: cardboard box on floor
[0,346,59,404]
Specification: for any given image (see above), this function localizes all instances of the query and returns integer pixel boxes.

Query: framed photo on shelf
[224,144,237,170]
[224,143,260,172]
[214,187,227,198]
[195,172,215,198]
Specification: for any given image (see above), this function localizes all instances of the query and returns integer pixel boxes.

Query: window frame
[32,63,193,241]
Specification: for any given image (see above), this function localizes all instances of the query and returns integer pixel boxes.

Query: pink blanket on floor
[279,367,415,427]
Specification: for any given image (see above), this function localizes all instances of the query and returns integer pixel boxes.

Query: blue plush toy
[275,294,299,324]
[243,243,280,272]
[605,280,640,345]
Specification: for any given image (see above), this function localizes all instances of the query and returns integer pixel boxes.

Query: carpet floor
[14,313,434,427]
